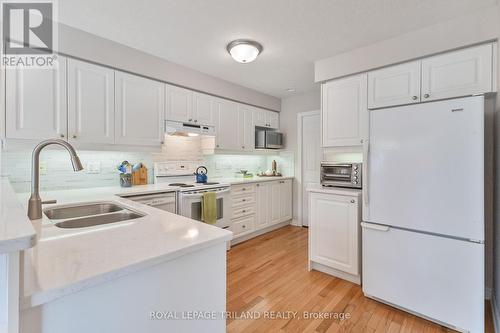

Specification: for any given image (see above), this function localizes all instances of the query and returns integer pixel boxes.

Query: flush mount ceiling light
[227,39,263,63]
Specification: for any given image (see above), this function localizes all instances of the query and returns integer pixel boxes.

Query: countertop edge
[21,231,232,309]
[0,178,37,254]
[306,185,362,196]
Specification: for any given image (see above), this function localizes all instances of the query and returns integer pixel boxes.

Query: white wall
[315,5,499,82]
[57,23,281,112]
[280,90,321,224]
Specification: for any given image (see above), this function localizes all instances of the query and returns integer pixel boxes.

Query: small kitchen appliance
[320,162,361,188]
[194,166,208,183]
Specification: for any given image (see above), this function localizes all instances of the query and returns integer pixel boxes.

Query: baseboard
[493,294,500,333]
[290,218,300,226]
[309,261,360,285]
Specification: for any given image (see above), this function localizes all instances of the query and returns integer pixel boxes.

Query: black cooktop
[168,183,195,187]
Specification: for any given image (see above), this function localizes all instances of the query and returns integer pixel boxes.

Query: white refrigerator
[362,96,484,333]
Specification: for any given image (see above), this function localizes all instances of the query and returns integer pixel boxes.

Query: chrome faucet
[27,139,84,220]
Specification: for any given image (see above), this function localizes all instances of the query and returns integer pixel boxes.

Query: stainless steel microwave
[321,162,362,189]
[255,130,284,149]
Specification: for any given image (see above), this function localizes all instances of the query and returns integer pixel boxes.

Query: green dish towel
[201,192,217,225]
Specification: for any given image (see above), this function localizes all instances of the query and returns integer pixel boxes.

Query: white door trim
[297,110,320,227]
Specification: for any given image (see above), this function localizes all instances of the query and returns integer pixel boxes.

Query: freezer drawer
[362,222,484,333]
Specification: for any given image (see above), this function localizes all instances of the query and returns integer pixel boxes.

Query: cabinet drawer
[232,205,255,219]
[232,194,255,207]
[231,184,255,196]
[231,215,255,236]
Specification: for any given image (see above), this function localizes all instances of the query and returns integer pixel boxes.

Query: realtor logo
[1,0,57,68]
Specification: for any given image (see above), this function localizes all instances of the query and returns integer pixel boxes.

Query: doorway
[297,110,321,226]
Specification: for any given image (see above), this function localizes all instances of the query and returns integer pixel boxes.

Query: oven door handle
[180,188,230,198]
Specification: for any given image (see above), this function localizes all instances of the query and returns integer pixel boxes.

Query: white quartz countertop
[0,177,36,253]
[16,185,232,309]
[306,183,362,196]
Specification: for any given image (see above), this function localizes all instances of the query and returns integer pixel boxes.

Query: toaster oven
[320,162,362,189]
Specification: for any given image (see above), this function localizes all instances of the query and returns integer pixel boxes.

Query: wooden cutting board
[132,165,148,185]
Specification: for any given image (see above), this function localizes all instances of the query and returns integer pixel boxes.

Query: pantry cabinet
[367,43,495,109]
[67,59,115,144]
[421,44,494,102]
[115,72,165,146]
[5,56,67,140]
[309,190,361,283]
[367,61,421,109]
[321,73,368,147]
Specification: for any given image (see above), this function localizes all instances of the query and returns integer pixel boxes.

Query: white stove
[154,162,231,229]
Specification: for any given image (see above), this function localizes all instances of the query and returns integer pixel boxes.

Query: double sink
[44,202,145,228]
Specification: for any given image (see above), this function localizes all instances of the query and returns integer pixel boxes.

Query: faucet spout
[28,139,84,220]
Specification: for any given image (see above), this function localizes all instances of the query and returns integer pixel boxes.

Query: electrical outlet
[86,161,101,174]
[39,161,47,175]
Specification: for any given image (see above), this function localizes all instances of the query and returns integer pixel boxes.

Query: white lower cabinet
[230,179,293,242]
[308,190,361,284]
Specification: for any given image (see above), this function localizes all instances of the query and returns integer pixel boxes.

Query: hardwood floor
[227,226,493,333]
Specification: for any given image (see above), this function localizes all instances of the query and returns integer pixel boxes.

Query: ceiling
[58,0,497,98]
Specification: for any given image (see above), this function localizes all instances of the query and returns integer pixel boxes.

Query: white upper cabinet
[268,111,279,129]
[368,61,421,109]
[67,59,115,144]
[6,56,67,140]
[165,85,192,123]
[192,92,215,125]
[115,72,165,146]
[253,108,279,129]
[214,98,239,150]
[322,73,368,147]
[421,44,493,102]
[238,104,255,151]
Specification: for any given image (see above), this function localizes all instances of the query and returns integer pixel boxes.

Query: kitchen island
[13,185,232,333]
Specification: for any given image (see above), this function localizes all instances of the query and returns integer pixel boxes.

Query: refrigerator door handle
[363,139,370,205]
[361,222,390,232]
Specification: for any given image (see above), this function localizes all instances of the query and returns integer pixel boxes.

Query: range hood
[165,120,216,137]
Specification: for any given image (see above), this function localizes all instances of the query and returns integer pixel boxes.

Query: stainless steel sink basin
[44,203,125,219]
[43,202,146,229]
[55,211,144,228]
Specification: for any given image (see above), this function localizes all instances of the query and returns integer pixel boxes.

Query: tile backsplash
[0,137,294,192]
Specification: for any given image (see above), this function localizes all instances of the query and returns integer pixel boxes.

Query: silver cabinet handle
[350,199,355,203]
[412,96,418,100]
[242,210,246,213]
[59,134,65,138]
[424,94,430,98]
[194,120,197,123]
[256,183,260,187]
[242,225,246,228]
[72,135,77,139]
[189,118,193,122]
[242,199,246,202]
[242,188,246,191]
[216,144,220,148]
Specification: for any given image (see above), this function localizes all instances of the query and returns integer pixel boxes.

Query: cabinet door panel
[214,99,239,150]
[268,111,279,129]
[270,181,282,224]
[115,72,164,146]
[238,105,254,151]
[68,59,115,144]
[368,61,421,109]
[6,57,67,140]
[280,180,292,221]
[193,92,214,125]
[309,193,359,275]
[322,73,367,147]
[255,182,270,228]
[166,85,192,123]
[421,44,493,101]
